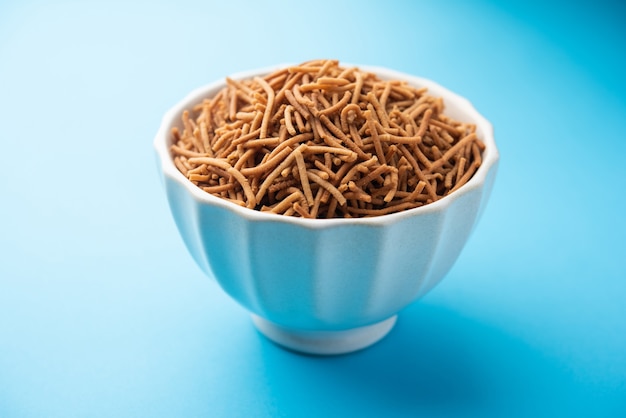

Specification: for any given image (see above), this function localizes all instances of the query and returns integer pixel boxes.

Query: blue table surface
[1,0,625,417]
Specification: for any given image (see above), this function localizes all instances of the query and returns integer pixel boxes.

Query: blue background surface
[1,0,625,416]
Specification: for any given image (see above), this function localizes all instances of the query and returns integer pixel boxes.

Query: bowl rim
[154,63,499,229]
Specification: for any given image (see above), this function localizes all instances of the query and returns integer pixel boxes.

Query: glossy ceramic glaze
[154,65,499,355]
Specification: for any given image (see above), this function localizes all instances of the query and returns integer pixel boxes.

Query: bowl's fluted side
[162,160,497,331]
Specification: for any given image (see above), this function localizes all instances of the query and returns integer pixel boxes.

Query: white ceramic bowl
[154,65,499,355]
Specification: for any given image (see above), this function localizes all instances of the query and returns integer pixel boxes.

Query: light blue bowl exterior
[155,65,499,331]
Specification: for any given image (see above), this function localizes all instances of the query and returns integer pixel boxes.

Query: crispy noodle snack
[170,60,485,218]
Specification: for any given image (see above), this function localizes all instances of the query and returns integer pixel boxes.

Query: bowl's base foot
[251,314,397,355]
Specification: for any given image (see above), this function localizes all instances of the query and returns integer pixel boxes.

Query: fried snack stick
[171,60,484,218]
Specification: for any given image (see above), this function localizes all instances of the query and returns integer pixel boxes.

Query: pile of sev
[171,60,484,218]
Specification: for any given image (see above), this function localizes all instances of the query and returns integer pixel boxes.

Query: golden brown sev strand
[170,60,484,218]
